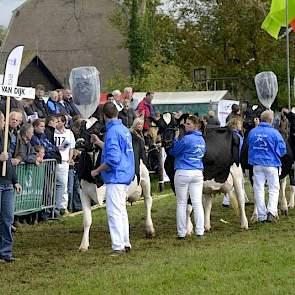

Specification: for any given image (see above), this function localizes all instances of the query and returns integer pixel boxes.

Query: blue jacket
[101,119,135,184]
[31,132,60,160]
[248,122,286,167]
[170,130,206,171]
[47,98,61,115]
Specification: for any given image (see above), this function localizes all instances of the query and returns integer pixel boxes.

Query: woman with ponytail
[170,115,206,239]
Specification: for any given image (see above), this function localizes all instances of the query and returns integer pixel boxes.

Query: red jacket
[136,98,155,130]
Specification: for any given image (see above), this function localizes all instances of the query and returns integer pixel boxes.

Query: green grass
[1,182,295,295]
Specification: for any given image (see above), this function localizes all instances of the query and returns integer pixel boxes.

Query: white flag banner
[218,99,239,127]
[3,45,24,88]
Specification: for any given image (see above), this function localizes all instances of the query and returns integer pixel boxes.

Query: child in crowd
[34,145,45,162]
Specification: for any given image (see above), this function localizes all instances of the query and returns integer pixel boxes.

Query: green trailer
[133,90,230,116]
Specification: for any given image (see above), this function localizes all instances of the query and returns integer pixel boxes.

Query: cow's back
[204,127,238,183]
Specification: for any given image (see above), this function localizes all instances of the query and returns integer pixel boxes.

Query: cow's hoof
[241,224,248,230]
[288,203,294,209]
[146,231,155,239]
[79,246,89,252]
[281,209,288,216]
[251,215,258,223]
[204,226,211,232]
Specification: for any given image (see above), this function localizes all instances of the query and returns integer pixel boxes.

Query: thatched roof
[0,0,129,89]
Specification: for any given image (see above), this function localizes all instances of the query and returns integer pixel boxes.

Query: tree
[109,0,293,106]
[111,0,160,75]
[166,0,294,106]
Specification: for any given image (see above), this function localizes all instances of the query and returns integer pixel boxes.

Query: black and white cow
[160,113,248,232]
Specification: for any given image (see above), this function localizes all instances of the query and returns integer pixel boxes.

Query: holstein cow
[76,118,155,252]
[160,113,248,233]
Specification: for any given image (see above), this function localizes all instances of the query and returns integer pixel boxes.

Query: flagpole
[286,0,291,110]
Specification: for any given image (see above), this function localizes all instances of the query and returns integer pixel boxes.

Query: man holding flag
[0,111,22,263]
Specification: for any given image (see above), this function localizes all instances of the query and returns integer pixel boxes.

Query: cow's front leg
[140,163,155,238]
[288,185,295,209]
[186,204,193,236]
[280,177,288,215]
[203,195,212,231]
[79,190,92,252]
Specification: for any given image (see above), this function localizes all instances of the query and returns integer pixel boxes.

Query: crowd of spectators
[0,82,243,226]
[0,85,165,226]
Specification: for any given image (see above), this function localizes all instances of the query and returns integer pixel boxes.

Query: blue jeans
[0,184,14,259]
[67,169,82,212]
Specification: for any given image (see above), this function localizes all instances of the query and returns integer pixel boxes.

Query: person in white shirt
[54,114,76,215]
[112,90,123,112]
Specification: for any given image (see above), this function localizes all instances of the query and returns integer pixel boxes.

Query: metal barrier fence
[13,159,57,216]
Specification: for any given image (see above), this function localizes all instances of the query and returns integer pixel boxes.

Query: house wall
[1,0,129,88]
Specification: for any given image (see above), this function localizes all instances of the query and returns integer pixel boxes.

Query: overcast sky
[0,0,26,27]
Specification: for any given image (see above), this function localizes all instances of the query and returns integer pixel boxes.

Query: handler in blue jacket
[248,110,286,222]
[170,115,206,239]
[91,102,135,255]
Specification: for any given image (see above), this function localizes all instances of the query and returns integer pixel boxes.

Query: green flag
[262,0,295,39]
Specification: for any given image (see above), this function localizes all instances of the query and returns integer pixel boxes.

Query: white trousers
[174,169,204,236]
[56,162,69,210]
[253,165,280,220]
[106,184,131,251]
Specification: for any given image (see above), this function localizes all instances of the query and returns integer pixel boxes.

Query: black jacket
[0,130,18,185]
[45,126,55,145]
[32,97,49,118]
[64,99,81,117]
[207,117,220,128]
[118,109,137,128]
[131,130,147,183]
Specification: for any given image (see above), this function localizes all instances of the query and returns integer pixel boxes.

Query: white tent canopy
[133,90,229,105]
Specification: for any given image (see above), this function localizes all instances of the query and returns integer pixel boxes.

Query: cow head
[243,104,266,135]
[75,117,105,152]
[156,112,179,150]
